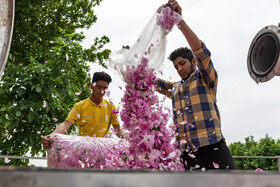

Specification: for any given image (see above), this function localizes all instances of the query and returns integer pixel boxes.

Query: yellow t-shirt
[66,98,119,137]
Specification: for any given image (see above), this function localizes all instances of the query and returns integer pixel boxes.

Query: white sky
[81,0,280,144]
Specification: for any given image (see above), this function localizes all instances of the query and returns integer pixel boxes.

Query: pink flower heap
[115,57,183,170]
[47,134,129,169]
[157,6,182,33]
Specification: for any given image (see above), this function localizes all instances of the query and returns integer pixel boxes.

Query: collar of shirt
[180,70,197,85]
[88,98,104,108]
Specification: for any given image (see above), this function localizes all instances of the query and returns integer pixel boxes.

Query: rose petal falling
[42,101,47,108]
[75,91,82,96]
[106,90,110,97]
[111,109,119,115]
[188,153,196,158]
[255,168,264,172]
[213,162,219,169]
[4,157,11,164]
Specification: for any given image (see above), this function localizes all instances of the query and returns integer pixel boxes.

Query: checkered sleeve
[155,78,175,99]
[193,42,218,95]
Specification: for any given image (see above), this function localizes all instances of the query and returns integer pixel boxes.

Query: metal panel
[0,0,14,77]
[1,167,280,187]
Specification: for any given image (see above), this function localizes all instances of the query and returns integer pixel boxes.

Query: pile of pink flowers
[47,134,129,168]
[105,57,183,171]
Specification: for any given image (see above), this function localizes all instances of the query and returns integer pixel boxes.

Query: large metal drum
[0,0,14,77]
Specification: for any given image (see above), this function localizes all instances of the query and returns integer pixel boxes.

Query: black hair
[92,71,112,84]
[168,47,195,62]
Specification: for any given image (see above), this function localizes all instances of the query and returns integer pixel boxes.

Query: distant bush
[229,134,280,171]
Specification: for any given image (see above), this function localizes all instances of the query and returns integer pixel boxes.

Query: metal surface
[1,167,280,187]
[0,0,14,77]
[0,155,47,160]
[247,25,280,83]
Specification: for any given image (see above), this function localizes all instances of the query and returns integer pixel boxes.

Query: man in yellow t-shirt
[42,72,124,149]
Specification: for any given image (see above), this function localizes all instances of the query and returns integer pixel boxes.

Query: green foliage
[229,134,280,171]
[0,0,110,166]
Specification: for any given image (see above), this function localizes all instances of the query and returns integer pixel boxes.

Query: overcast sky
[81,0,280,144]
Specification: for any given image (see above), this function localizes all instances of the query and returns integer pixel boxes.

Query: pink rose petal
[42,101,47,108]
[179,121,187,125]
[4,157,11,164]
[188,153,196,158]
[255,168,264,172]
[213,162,219,169]
[106,90,110,97]
[112,109,119,115]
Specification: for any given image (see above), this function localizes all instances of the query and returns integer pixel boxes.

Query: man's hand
[41,135,52,149]
[117,128,126,139]
[112,124,126,139]
[167,0,182,15]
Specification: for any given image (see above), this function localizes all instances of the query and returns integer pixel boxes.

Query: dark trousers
[181,140,237,171]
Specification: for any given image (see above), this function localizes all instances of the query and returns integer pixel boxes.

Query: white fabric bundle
[108,5,182,80]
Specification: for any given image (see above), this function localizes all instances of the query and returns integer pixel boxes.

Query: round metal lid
[0,0,15,78]
[247,25,280,83]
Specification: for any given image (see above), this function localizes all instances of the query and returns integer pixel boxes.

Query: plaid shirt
[155,42,223,151]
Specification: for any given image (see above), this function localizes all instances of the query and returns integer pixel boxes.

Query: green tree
[229,134,280,171]
[0,0,110,166]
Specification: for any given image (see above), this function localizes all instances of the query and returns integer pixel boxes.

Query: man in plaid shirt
[155,0,236,170]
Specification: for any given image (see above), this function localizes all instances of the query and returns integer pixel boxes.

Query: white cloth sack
[108,5,182,80]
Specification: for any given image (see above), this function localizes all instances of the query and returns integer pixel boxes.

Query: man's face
[90,80,109,101]
[173,56,194,80]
